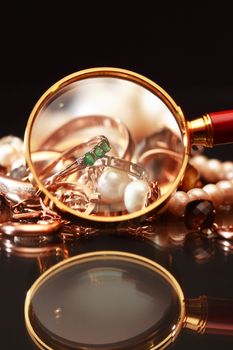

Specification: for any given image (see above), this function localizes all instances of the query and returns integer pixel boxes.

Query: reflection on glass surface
[29,257,180,348]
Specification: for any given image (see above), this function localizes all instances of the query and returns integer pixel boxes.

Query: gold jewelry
[39,115,135,161]
[0,220,62,237]
[47,155,157,216]
[43,135,111,184]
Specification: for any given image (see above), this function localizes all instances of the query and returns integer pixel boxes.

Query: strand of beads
[190,155,233,182]
[167,155,233,217]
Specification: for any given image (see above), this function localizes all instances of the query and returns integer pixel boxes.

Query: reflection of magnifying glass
[25,67,233,224]
[25,251,233,350]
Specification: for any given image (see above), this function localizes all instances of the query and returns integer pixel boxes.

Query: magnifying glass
[25,67,233,224]
[25,250,233,350]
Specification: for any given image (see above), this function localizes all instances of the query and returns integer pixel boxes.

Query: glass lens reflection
[29,256,181,349]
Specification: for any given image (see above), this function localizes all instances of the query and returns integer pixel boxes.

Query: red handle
[205,297,233,335]
[185,296,233,335]
[209,110,233,145]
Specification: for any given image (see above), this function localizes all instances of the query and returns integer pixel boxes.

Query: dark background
[0,1,233,349]
[1,1,233,154]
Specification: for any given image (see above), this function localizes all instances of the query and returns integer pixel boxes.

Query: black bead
[184,200,215,230]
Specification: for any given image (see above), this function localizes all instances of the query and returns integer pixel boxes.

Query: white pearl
[0,135,23,149]
[0,144,18,167]
[124,180,149,213]
[98,168,130,204]
[0,136,24,168]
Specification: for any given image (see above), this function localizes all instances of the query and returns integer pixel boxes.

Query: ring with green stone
[44,135,111,184]
[84,139,111,166]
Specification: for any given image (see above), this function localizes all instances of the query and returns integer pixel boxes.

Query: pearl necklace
[167,155,233,217]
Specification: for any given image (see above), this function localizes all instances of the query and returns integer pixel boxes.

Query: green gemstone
[84,152,95,165]
[100,140,111,153]
[94,146,105,158]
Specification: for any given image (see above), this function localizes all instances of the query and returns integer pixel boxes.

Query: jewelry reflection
[1,235,67,261]
[152,204,233,263]
[54,307,62,321]
[24,251,233,350]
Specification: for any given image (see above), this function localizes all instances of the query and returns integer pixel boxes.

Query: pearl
[221,162,233,180]
[0,135,23,149]
[124,180,149,213]
[166,156,233,219]
[187,188,209,202]
[168,191,189,217]
[0,144,18,167]
[0,136,24,168]
[226,171,233,181]
[222,161,233,174]
[190,155,207,172]
[202,159,223,182]
[216,180,233,205]
[98,168,130,204]
[202,183,224,207]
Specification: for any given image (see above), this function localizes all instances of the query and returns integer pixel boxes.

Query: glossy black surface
[1,228,233,349]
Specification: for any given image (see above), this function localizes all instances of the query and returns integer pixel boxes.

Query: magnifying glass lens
[26,70,186,220]
[27,253,182,349]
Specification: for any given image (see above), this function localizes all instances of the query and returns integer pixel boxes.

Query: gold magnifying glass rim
[25,67,189,222]
[24,250,185,350]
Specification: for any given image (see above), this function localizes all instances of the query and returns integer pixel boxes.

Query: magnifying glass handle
[185,295,233,336]
[209,109,233,145]
[188,109,233,147]
[205,296,233,335]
